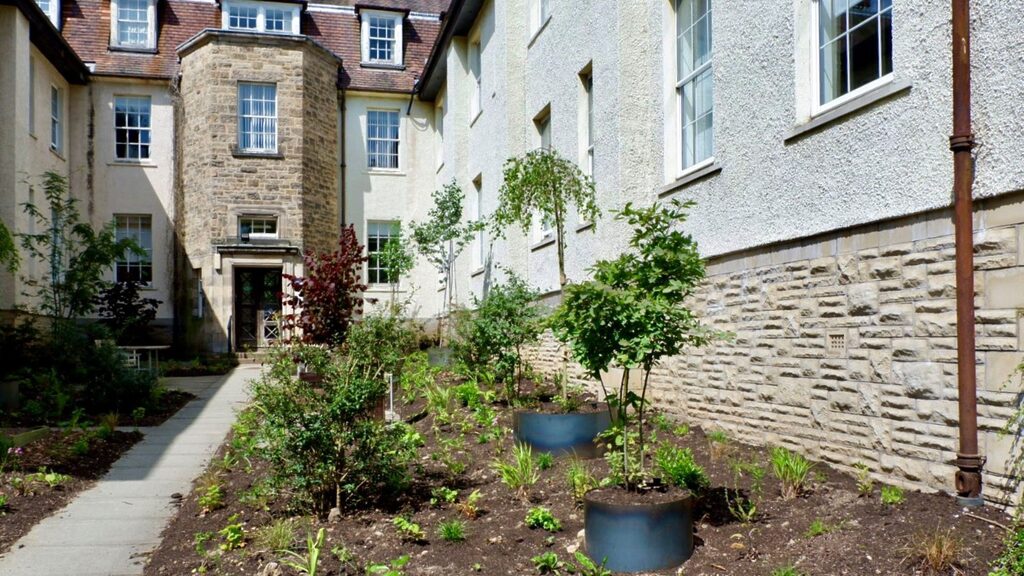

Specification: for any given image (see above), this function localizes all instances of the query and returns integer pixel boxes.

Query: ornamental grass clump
[549,200,714,491]
[770,446,813,500]
[493,443,540,500]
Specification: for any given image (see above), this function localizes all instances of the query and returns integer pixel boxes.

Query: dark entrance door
[234,267,282,350]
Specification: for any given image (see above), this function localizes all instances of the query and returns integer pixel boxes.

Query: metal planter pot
[512,407,611,458]
[583,487,694,573]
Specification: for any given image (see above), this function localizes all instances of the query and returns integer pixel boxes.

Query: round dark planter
[512,406,611,458]
[583,487,694,573]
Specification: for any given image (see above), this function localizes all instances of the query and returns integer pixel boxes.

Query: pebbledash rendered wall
[527,193,1024,505]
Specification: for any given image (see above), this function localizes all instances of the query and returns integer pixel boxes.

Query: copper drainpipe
[950,0,984,506]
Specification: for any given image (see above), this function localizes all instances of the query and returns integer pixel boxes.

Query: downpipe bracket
[953,453,985,507]
[949,133,976,152]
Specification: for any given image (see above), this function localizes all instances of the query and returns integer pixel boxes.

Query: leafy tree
[410,181,484,331]
[375,223,416,313]
[19,171,140,324]
[549,200,714,490]
[95,280,162,344]
[282,225,367,346]
[451,272,543,401]
[492,148,599,288]
[0,221,17,273]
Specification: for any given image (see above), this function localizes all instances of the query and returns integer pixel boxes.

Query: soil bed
[0,428,143,554]
[145,371,1011,576]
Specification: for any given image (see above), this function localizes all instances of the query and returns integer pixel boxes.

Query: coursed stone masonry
[527,192,1024,505]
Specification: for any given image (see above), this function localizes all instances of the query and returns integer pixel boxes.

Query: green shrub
[566,458,597,503]
[430,486,458,507]
[398,351,433,404]
[531,551,564,574]
[198,483,225,512]
[654,445,708,493]
[989,524,1024,576]
[769,446,813,499]
[251,346,418,512]
[880,485,905,506]
[392,516,425,541]
[525,507,561,532]
[536,451,555,471]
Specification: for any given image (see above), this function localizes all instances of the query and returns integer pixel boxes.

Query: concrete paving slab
[0,365,258,576]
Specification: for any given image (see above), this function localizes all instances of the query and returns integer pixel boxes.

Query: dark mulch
[144,373,1012,576]
[134,389,197,427]
[0,429,143,554]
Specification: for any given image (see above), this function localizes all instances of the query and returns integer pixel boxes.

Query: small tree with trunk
[282,225,368,346]
[549,200,713,490]
[374,223,416,314]
[492,148,599,289]
[410,181,484,337]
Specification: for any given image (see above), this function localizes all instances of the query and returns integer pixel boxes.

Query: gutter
[417,0,467,100]
[950,0,983,506]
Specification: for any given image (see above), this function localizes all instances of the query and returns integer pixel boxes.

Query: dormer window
[360,10,403,66]
[221,1,300,35]
[110,0,157,49]
[35,0,61,29]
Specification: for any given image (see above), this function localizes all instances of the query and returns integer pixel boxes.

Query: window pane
[114,96,152,160]
[368,15,396,63]
[848,15,880,92]
[238,83,277,152]
[115,214,153,284]
[366,110,400,168]
[819,0,848,43]
[848,0,878,29]
[880,7,893,76]
[819,38,849,104]
[367,221,399,284]
[117,0,150,47]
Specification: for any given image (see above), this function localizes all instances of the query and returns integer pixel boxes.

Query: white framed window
[469,38,482,119]
[582,71,594,177]
[193,269,204,318]
[28,58,35,135]
[677,0,713,173]
[535,110,551,150]
[435,102,445,168]
[814,0,893,112]
[221,1,299,34]
[238,83,278,153]
[110,0,156,49]
[360,10,403,65]
[366,221,400,285]
[473,177,484,268]
[49,85,62,153]
[35,0,60,28]
[239,215,279,239]
[530,0,550,37]
[115,214,153,285]
[114,96,152,161]
[367,109,400,170]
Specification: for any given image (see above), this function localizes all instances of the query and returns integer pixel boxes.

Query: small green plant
[366,555,410,576]
[393,516,426,541]
[531,551,566,575]
[98,412,119,439]
[255,518,294,552]
[989,524,1024,576]
[769,446,813,499]
[706,430,731,460]
[425,383,455,426]
[193,531,215,557]
[29,468,71,488]
[727,493,758,524]
[805,518,838,538]
[770,566,805,576]
[536,451,555,471]
[131,406,146,427]
[572,551,613,576]
[880,485,905,506]
[654,445,709,493]
[332,544,354,565]
[853,462,874,496]
[673,423,690,437]
[650,413,672,432]
[457,489,483,519]
[0,493,8,512]
[525,507,562,532]
[218,514,245,551]
[438,519,467,542]
[566,457,597,503]
[198,483,226,513]
[430,486,458,507]
[71,436,91,456]
[493,443,540,499]
[279,527,325,576]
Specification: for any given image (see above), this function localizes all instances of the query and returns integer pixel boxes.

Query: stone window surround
[360,9,404,67]
[229,207,287,241]
[109,0,158,51]
[220,0,301,36]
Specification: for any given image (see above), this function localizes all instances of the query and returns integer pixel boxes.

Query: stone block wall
[526,193,1024,505]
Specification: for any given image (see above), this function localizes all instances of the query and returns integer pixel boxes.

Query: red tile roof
[59,0,446,91]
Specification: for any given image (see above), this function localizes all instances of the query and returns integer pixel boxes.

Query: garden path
[0,365,257,576]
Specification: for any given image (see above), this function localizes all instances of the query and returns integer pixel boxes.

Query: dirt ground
[145,373,1012,576]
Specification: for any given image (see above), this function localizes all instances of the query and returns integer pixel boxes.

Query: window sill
[785,79,912,143]
[29,132,37,140]
[360,61,406,71]
[469,109,482,127]
[436,162,444,174]
[49,146,65,161]
[528,15,552,48]
[575,222,594,233]
[232,148,284,159]
[530,236,556,252]
[471,266,485,278]
[108,45,158,54]
[366,168,405,176]
[365,286,406,293]
[109,160,157,168]
[659,159,721,197]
